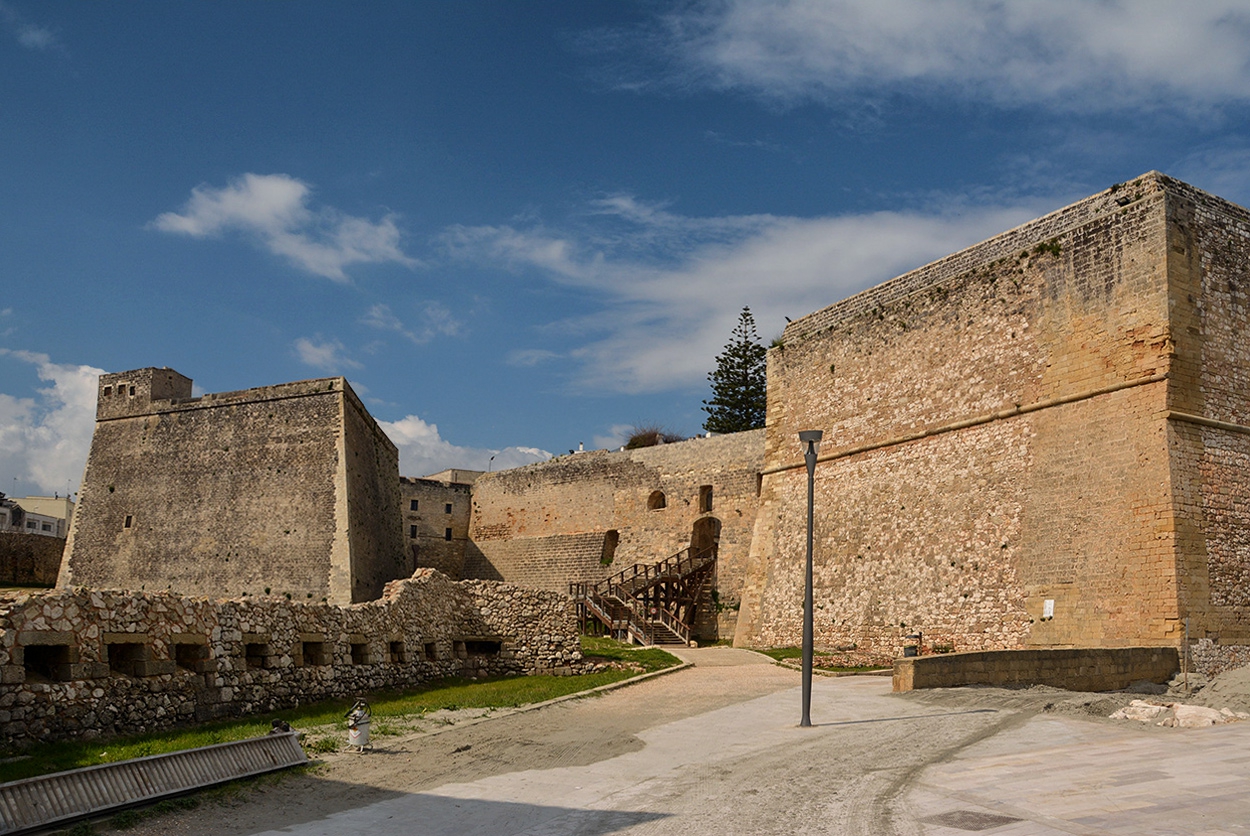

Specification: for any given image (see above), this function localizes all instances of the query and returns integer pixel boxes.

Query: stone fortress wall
[0,569,580,746]
[400,476,474,579]
[463,430,765,638]
[60,368,406,605]
[41,169,1250,743]
[736,173,1250,673]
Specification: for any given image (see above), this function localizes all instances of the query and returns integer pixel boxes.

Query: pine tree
[702,307,767,433]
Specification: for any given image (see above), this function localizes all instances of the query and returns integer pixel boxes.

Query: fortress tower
[60,368,406,603]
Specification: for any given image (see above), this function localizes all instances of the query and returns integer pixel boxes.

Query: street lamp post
[798,429,823,727]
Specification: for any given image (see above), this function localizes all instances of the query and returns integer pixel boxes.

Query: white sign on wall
[1043,599,1055,619]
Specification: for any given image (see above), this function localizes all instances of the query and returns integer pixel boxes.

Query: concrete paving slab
[213,660,1250,835]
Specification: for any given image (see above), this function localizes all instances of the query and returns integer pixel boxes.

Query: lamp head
[798,430,824,444]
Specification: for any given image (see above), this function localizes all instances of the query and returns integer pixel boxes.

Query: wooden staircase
[570,545,716,646]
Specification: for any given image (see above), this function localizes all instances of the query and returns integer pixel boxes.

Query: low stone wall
[0,569,582,747]
[0,533,62,587]
[892,647,1179,692]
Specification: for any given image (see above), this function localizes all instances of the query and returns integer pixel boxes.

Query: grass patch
[579,635,681,673]
[758,646,804,661]
[0,641,679,785]
[756,647,888,672]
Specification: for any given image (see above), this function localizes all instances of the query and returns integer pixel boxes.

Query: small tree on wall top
[702,307,767,434]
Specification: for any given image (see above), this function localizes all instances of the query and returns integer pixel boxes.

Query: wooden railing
[570,544,716,645]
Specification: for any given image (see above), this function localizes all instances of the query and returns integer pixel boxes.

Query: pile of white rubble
[1110,664,1250,728]
[1110,700,1250,728]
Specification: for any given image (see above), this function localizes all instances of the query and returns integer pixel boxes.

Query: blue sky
[6,1,1250,496]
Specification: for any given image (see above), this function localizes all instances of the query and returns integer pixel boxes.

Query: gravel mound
[1187,665,1250,714]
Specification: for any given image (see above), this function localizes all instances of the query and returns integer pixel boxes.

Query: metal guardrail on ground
[0,730,307,834]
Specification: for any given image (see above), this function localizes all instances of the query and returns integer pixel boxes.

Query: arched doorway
[691,516,721,556]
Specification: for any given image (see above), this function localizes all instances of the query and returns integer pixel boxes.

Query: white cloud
[444,196,1045,393]
[592,424,634,450]
[152,173,417,281]
[507,348,560,367]
[0,350,102,497]
[361,302,462,345]
[293,337,362,372]
[378,414,550,478]
[1173,145,1250,207]
[0,2,58,51]
[629,0,1250,112]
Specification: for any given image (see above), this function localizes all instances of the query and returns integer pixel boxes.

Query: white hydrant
[345,698,371,752]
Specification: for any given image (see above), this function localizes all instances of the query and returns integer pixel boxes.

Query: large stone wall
[737,172,1249,659]
[61,369,405,604]
[0,534,62,587]
[466,431,765,638]
[464,532,613,592]
[0,570,580,746]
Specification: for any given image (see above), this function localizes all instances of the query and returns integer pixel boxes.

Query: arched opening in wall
[601,529,620,565]
[647,490,666,510]
[691,517,721,557]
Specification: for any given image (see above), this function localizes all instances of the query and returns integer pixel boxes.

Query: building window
[102,386,112,397]
[174,643,209,672]
[647,490,666,510]
[25,520,36,530]
[128,385,135,396]
[123,515,133,529]
[23,643,74,682]
[246,642,270,669]
[410,499,419,511]
[106,642,147,677]
[444,503,453,514]
[389,641,407,663]
[409,525,418,538]
[40,523,52,532]
[298,641,326,667]
[351,643,370,665]
[444,528,452,541]
[699,485,713,513]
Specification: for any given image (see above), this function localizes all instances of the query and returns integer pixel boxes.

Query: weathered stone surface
[60,370,406,604]
[0,570,580,747]
[735,173,1250,665]
[464,431,764,639]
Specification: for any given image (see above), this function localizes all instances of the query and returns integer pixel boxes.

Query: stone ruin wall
[738,174,1187,660]
[399,477,473,580]
[0,570,581,747]
[464,431,765,638]
[61,370,406,605]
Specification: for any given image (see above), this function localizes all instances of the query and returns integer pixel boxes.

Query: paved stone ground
[127,647,1250,835]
